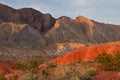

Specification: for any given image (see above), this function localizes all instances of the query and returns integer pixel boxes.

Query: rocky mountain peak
[75,15,94,27]
[0,3,56,33]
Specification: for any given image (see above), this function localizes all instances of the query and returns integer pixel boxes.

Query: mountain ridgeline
[0,3,120,54]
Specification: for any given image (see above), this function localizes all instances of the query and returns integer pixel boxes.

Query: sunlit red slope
[52,42,120,64]
[0,61,18,75]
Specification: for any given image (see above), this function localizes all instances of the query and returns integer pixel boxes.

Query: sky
[0,0,120,25]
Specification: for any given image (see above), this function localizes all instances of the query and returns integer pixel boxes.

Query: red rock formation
[0,61,18,75]
[94,71,120,80]
[52,42,120,64]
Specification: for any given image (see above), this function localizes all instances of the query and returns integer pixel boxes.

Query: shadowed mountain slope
[0,3,56,33]
[0,22,46,48]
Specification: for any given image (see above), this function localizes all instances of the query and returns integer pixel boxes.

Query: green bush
[113,52,120,71]
[85,76,93,80]
[87,69,97,76]
[42,70,49,76]
[15,59,39,71]
[80,76,93,80]
[15,62,29,71]
[95,52,120,71]
[28,59,39,68]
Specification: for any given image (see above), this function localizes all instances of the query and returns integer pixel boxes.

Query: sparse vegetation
[11,61,96,80]
[87,69,97,76]
[0,73,6,80]
[11,74,19,80]
[95,52,120,71]
[7,52,120,80]
[28,59,39,69]
[77,60,82,64]
[46,61,57,68]
[70,76,80,80]
[42,69,49,76]
[15,59,39,71]
[84,76,93,80]
[0,77,6,80]
[15,62,29,71]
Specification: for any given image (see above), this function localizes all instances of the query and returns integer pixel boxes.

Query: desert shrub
[46,62,57,68]
[15,59,39,71]
[30,68,39,74]
[113,52,120,71]
[15,62,29,71]
[19,71,39,80]
[42,70,49,76]
[77,60,82,64]
[13,61,98,80]
[0,73,5,80]
[95,52,113,70]
[0,77,6,80]
[80,76,93,80]
[95,52,120,71]
[10,74,19,80]
[85,76,93,80]
[87,69,97,76]
[69,62,77,66]
[70,76,80,80]
[28,59,39,68]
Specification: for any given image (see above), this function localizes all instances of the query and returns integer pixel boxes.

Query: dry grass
[5,61,97,80]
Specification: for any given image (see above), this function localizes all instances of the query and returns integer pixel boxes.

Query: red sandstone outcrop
[0,61,18,75]
[52,42,120,64]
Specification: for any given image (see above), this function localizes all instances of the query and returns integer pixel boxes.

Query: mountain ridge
[0,3,120,56]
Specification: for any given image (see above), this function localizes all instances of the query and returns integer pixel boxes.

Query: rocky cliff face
[0,3,120,56]
[18,8,56,32]
[0,22,46,48]
[44,16,120,44]
[0,3,56,33]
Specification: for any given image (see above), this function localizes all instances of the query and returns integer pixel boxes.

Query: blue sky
[0,0,120,25]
